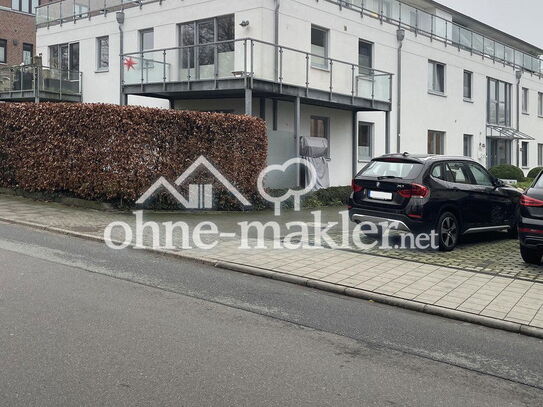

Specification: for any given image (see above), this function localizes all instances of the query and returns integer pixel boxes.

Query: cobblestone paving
[1,194,543,330]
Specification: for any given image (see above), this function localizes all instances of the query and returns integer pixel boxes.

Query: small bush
[489,165,525,182]
[527,167,543,179]
[0,103,267,209]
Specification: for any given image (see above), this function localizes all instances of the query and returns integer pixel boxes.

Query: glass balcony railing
[338,0,543,75]
[0,65,82,97]
[122,38,393,104]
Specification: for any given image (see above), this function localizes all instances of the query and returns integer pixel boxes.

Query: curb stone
[1,216,542,340]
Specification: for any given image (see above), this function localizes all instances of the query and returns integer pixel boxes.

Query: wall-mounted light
[515,70,523,81]
[240,20,250,27]
[116,11,125,25]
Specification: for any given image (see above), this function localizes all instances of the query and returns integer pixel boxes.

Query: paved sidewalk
[1,194,543,333]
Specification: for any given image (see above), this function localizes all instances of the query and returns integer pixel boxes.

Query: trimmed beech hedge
[489,165,525,182]
[0,103,267,209]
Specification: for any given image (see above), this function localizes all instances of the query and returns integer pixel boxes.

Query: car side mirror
[493,178,505,188]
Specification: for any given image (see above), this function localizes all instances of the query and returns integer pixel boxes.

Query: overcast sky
[436,0,543,49]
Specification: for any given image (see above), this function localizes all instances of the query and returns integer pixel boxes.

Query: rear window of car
[359,160,424,179]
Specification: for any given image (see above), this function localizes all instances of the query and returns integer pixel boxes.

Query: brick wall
[0,8,37,65]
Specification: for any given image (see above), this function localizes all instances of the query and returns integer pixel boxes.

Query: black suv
[349,154,521,251]
[518,171,543,264]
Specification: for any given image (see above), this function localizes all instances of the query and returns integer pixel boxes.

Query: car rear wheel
[520,246,542,265]
[437,212,459,252]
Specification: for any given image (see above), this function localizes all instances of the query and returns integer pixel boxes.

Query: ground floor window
[428,130,445,155]
[538,144,543,166]
[358,122,373,161]
[522,141,529,168]
[463,134,473,157]
[0,39,6,63]
[486,138,511,168]
[310,116,330,158]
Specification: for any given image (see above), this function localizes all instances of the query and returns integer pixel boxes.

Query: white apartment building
[5,0,543,187]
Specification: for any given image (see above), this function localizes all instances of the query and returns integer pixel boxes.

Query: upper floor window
[358,40,372,74]
[463,70,472,100]
[139,29,154,52]
[487,78,511,126]
[49,43,79,76]
[0,39,6,64]
[522,87,529,114]
[11,0,38,14]
[428,60,445,94]
[22,43,33,65]
[311,26,328,69]
[96,36,109,71]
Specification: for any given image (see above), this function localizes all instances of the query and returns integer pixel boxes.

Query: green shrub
[527,167,543,179]
[489,165,525,182]
[0,103,267,209]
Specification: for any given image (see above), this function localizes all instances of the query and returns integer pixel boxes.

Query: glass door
[486,138,511,168]
[197,20,215,80]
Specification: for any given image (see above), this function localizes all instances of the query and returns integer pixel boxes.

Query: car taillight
[352,179,364,193]
[520,195,543,207]
[398,184,430,199]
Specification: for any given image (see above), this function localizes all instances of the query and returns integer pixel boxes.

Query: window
[22,43,33,65]
[0,39,6,64]
[431,164,449,181]
[467,163,494,186]
[311,26,328,69]
[446,162,470,185]
[358,122,373,161]
[538,92,543,117]
[486,138,511,167]
[11,0,38,14]
[538,144,543,166]
[96,36,109,70]
[522,141,529,168]
[310,116,330,158]
[487,78,512,126]
[428,130,445,155]
[428,61,445,94]
[358,40,372,74]
[463,70,472,100]
[463,134,473,157]
[49,43,79,79]
[139,29,154,52]
[522,87,529,114]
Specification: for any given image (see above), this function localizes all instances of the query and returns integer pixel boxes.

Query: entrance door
[486,138,511,168]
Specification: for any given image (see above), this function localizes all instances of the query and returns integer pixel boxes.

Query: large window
[22,43,33,65]
[428,60,445,94]
[358,40,372,74]
[0,39,6,64]
[311,26,328,69]
[487,78,512,126]
[522,87,529,114]
[358,122,373,161]
[522,141,529,168]
[11,0,38,14]
[179,15,235,80]
[96,36,109,70]
[463,134,473,157]
[428,130,445,155]
[463,70,472,100]
[310,116,330,158]
[49,43,79,76]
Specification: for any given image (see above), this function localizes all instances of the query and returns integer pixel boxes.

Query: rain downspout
[117,11,125,106]
[396,29,405,153]
[274,0,280,81]
[516,70,522,167]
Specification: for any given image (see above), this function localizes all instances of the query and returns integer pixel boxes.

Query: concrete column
[245,88,253,116]
[385,111,391,154]
[352,110,358,176]
[294,96,301,187]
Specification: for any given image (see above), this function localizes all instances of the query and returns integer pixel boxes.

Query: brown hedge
[0,103,267,208]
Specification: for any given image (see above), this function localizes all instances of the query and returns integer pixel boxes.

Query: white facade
[34,0,543,186]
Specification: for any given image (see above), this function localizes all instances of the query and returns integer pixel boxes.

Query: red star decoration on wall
[123,57,138,71]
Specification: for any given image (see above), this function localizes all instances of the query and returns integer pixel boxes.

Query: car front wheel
[437,212,459,252]
[520,246,542,265]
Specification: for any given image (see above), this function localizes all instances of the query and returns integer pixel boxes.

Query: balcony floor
[123,78,391,112]
[0,90,82,103]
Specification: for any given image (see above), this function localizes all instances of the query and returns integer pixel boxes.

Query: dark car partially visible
[519,171,543,264]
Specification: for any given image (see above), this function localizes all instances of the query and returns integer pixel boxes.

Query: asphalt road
[1,221,542,406]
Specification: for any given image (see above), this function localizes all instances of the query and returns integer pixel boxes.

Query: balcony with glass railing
[336,0,543,75]
[0,65,82,102]
[121,38,393,109]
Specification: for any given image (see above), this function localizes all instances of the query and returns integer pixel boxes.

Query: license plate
[368,190,393,201]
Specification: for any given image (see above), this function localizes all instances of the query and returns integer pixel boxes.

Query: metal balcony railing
[122,38,393,104]
[335,0,543,76]
[0,65,82,100]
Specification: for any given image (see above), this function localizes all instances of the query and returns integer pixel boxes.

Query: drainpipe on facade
[117,12,125,106]
[274,0,281,82]
[396,29,405,153]
[516,70,522,167]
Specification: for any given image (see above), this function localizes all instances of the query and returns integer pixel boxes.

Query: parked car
[349,153,521,251]
[518,173,543,264]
